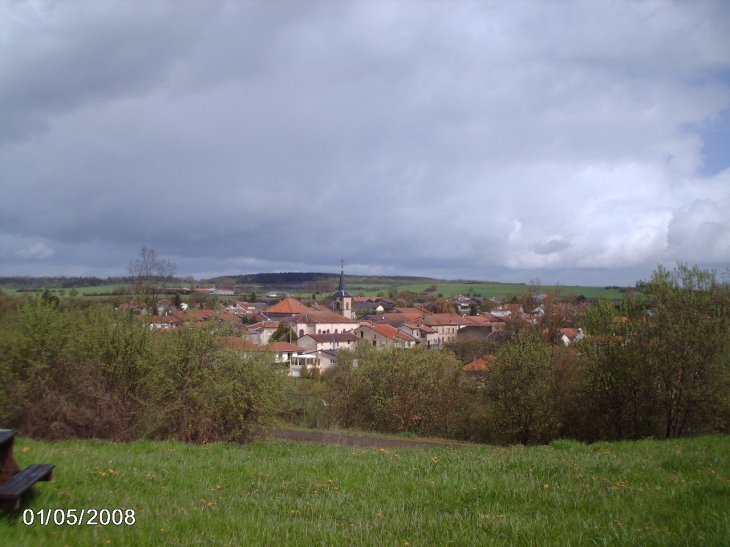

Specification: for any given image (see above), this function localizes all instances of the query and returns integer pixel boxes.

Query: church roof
[285,311,358,324]
[265,298,312,315]
[332,268,353,298]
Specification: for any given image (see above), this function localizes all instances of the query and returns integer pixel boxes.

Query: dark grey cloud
[1,1,729,285]
[1,2,222,143]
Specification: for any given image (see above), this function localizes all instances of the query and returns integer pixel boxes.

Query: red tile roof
[223,337,258,350]
[366,323,416,342]
[250,321,280,329]
[421,313,470,327]
[363,313,413,326]
[215,311,241,323]
[394,307,432,319]
[462,315,498,326]
[463,355,495,371]
[223,338,303,353]
[304,333,359,342]
[267,342,305,353]
[144,315,183,325]
[265,298,313,314]
[404,320,438,334]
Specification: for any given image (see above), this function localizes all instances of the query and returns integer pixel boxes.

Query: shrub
[0,300,283,443]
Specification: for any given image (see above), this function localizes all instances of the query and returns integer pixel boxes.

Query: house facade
[284,311,359,338]
[297,332,359,352]
[353,323,416,349]
[419,313,471,346]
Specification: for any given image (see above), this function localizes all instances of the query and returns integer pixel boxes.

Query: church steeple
[332,260,355,319]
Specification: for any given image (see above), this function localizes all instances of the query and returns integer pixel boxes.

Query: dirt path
[272,430,469,449]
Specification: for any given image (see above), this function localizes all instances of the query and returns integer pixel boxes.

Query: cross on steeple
[340,258,345,270]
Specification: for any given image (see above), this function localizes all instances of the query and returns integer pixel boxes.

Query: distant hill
[214,272,494,288]
[227,272,440,285]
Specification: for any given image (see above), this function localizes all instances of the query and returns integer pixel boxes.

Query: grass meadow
[2,435,728,546]
[390,283,625,300]
[2,285,128,299]
[3,281,625,302]
[302,282,625,300]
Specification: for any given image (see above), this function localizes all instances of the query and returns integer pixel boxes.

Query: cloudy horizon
[2,1,729,287]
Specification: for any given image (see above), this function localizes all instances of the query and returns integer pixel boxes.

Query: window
[373,340,376,347]
[299,329,304,337]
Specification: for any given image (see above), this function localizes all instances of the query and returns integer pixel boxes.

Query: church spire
[332,260,355,319]
[333,259,352,298]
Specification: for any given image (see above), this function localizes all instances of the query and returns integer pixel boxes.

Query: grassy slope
[2,436,728,546]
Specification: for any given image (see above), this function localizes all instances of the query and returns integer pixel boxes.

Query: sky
[1,1,729,286]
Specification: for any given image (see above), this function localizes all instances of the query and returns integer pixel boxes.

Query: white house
[244,321,281,345]
[297,332,359,352]
[289,349,340,377]
[284,310,359,338]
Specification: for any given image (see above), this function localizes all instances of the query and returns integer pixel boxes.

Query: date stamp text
[22,508,136,526]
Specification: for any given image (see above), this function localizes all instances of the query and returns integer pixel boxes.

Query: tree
[640,264,730,439]
[578,264,730,440]
[396,290,417,308]
[484,334,564,444]
[216,277,235,291]
[433,297,457,314]
[128,246,176,315]
[577,297,659,440]
[41,288,60,307]
[322,347,361,429]
[269,324,296,343]
[324,345,468,437]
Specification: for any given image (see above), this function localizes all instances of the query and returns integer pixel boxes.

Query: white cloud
[666,197,730,263]
[16,242,54,259]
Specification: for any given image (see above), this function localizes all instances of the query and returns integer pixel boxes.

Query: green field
[2,284,129,299]
[2,435,728,546]
[3,279,626,302]
[293,282,625,301]
[346,283,624,300]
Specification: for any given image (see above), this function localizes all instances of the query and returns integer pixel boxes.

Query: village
[141,267,584,377]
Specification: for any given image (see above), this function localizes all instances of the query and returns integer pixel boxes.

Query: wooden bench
[0,430,55,510]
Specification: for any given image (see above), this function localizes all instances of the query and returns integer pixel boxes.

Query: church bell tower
[332,260,355,320]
